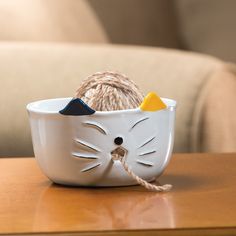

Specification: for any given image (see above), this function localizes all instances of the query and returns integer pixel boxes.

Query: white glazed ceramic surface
[27,97,176,186]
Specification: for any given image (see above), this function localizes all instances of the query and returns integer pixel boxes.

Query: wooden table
[0,153,236,236]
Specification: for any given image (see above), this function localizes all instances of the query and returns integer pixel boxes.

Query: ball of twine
[75,71,144,111]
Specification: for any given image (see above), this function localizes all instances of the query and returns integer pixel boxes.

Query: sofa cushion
[0,43,234,156]
[175,0,236,62]
[0,0,108,43]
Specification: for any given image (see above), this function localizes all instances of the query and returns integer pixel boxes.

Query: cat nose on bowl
[114,137,123,145]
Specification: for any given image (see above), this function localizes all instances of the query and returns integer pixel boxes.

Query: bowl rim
[27,97,177,115]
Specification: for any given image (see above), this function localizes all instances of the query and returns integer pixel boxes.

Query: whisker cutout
[130,117,149,131]
[136,160,154,167]
[139,150,156,156]
[83,121,107,135]
[72,152,98,160]
[74,139,101,152]
[138,136,156,149]
[81,163,101,172]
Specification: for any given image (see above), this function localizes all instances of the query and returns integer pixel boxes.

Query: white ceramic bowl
[27,97,176,186]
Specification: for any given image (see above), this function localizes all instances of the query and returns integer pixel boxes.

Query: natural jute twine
[112,153,172,192]
[75,71,172,192]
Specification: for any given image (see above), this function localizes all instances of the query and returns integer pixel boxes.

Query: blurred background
[1,0,236,62]
[0,0,236,156]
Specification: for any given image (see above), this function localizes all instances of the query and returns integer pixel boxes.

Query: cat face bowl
[27,92,176,187]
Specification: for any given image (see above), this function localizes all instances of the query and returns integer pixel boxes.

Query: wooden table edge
[2,227,236,236]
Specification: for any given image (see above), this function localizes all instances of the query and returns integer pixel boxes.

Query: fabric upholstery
[190,64,236,152]
[0,0,108,43]
[0,43,235,156]
[88,0,180,48]
[196,64,236,152]
[174,0,236,62]
[1,0,236,65]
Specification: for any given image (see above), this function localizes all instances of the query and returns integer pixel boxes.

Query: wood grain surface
[0,153,236,236]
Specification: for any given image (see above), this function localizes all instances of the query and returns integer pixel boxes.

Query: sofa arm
[192,64,236,152]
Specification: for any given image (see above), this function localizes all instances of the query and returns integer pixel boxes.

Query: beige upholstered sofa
[0,0,236,155]
[1,42,236,156]
[1,0,236,63]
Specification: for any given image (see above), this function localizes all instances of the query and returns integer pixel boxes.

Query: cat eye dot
[114,137,123,145]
